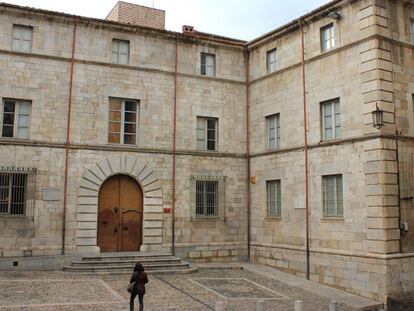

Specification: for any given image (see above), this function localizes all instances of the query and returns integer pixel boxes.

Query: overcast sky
[5,0,331,40]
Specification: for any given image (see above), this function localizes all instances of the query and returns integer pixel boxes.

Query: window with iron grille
[196,180,219,217]
[201,53,216,77]
[108,98,139,145]
[1,99,31,139]
[12,25,32,52]
[321,23,335,52]
[0,168,36,218]
[112,39,130,65]
[323,174,343,217]
[197,117,218,151]
[321,98,341,141]
[267,180,281,217]
[266,48,277,73]
[266,113,280,150]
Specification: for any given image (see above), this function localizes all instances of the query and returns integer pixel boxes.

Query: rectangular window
[321,98,341,140]
[197,117,218,151]
[266,48,277,73]
[112,39,130,65]
[108,98,138,145]
[12,25,32,52]
[323,175,343,217]
[196,180,218,217]
[1,99,31,139]
[0,168,36,218]
[267,180,281,217]
[201,53,216,77]
[321,24,335,51]
[266,113,280,150]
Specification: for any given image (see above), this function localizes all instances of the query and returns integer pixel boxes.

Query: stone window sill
[0,214,28,220]
[192,217,223,222]
[321,216,344,221]
[265,216,282,220]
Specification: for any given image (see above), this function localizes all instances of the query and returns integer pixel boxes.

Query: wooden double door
[97,175,143,252]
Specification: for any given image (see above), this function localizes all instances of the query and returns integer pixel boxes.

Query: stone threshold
[196,262,384,311]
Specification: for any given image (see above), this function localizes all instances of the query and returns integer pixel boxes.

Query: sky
[5,0,331,40]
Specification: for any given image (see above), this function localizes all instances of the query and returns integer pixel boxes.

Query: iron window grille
[0,167,36,219]
[191,175,226,220]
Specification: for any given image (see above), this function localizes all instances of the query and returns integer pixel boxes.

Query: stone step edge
[63,267,198,275]
[64,262,190,270]
[73,258,182,265]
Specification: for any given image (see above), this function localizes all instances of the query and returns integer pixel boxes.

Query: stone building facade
[0,0,413,304]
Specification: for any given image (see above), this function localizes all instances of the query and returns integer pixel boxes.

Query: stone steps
[64,252,196,275]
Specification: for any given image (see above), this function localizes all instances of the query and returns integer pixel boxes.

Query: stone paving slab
[0,266,383,311]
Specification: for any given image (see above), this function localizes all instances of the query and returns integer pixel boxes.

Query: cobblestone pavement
[0,269,360,311]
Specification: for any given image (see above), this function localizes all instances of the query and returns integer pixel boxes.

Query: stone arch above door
[76,155,163,254]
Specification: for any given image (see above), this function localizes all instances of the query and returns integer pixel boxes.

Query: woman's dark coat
[130,263,149,295]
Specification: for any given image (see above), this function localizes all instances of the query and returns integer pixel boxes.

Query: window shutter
[196,117,206,150]
[201,53,206,75]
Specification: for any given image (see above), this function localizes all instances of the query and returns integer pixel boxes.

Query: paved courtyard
[0,265,382,311]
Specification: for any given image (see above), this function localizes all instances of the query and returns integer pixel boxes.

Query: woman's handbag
[127,282,136,293]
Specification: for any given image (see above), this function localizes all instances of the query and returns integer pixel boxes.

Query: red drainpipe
[171,34,178,256]
[62,22,77,255]
[245,48,251,260]
[300,20,310,280]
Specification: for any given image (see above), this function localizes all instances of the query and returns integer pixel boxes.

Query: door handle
[123,227,128,231]
[114,228,118,233]
[102,220,108,225]
[113,207,118,213]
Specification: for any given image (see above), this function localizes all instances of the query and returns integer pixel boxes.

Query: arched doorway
[97,174,143,252]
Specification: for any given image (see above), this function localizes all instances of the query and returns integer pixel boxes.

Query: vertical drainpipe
[171,34,178,256]
[62,22,77,255]
[300,20,310,280]
[245,48,251,260]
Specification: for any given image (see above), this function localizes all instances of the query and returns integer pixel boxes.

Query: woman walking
[129,262,149,311]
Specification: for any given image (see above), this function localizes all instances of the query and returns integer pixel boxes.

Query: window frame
[12,24,33,53]
[200,52,216,77]
[266,48,277,73]
[266,113,280,150]
[108,98,139,145]
[267,180,281,218]
[195,179,219,218]
[0,99,31,140]
[322,174,343,218]
[321,98,341,141]
[320,23,335,52]
[411,19,414,44]
[196,116,218,151]
[112,39,130,65]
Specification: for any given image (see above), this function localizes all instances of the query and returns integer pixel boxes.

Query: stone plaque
[42,188,62,201]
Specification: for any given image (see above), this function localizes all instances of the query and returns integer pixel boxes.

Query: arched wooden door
[97,175,143,252]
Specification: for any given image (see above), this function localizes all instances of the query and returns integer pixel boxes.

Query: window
[321,23,335,51]
[108,98,138,145]
[266,113,280,150]
[12,25,32,52]
[112,39,129,64]
[1,99,31,139]
[0,168,36,218]
[321,98,340,140]
[201,53,215,77]
[323,175,343,217]
[267,180,281,217]
[411,20,414,44]
[266,49,277,73]
[196,180,218,217]
[197,117,218,151]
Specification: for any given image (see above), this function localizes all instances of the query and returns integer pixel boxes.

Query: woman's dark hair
[134,262,144,272]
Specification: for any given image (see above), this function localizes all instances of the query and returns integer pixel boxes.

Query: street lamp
[372,103,384,129]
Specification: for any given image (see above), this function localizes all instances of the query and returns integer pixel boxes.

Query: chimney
[106,1,165,30]
[182,25,195,34]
